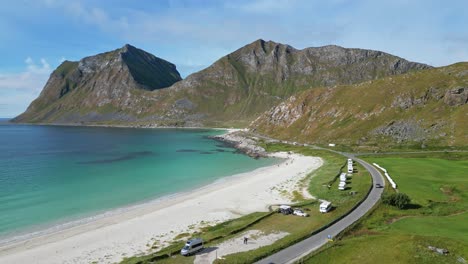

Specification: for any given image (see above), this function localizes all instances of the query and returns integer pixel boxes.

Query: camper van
[181,238,204,256]
[319,201,332,213]
[340,174,347,181]
[279,205,293,215]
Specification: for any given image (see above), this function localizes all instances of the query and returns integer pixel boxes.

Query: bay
[0,122,276,239]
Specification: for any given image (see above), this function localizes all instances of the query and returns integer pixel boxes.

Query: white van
[181,238,204,256]
[320,201,332,213]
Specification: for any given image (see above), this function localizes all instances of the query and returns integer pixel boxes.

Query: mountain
[251,62,468,149]
[14,39,430,126]
[13,44,182,123]
[150,39,431,126]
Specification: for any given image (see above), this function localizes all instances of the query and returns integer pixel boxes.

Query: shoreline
[7,119,238,131]
[0,131,322,264]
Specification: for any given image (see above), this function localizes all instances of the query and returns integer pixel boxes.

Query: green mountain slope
[13,39,430,126]
[251,63,468,148]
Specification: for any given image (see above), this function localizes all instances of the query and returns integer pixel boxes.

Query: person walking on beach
[243,237,247,244]
[245,237,249,244]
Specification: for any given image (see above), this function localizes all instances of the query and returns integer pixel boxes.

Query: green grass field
[303,152,468,264]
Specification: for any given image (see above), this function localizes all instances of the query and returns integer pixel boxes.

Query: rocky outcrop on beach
[212,131,267,158]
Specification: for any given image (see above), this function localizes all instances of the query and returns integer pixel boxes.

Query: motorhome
[279,205,293,215]
[181,238,204,256]
[340,173,347,181]
[319,201,332,213]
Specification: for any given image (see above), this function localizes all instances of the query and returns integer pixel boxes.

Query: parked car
[293,208,309,217]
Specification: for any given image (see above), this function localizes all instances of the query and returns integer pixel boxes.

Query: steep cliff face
[14,40,430,125]
[251,63,468,148]
[13,44,181,123]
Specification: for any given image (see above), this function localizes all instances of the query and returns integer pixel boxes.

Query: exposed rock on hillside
[14,40,430,126]
[13,44,181,123]
[252,63,468,147]
[444,87,468,106]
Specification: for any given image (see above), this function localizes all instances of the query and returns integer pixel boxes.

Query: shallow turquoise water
[0,122,277,238]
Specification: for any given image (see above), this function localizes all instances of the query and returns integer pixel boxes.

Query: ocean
[0,120,277,241]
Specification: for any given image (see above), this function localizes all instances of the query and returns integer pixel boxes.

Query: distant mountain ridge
[14,39,431,127]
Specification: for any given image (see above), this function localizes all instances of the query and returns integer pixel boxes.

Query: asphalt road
[256,153,385,264]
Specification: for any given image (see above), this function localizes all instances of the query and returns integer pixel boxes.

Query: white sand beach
[0,152,322,264]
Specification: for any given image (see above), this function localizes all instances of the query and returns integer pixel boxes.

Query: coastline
[0,130,322,264]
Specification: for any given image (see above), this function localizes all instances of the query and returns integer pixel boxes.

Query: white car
[293,209,309,217]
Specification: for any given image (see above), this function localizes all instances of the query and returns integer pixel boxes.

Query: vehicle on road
[375,183,383,188]
[181,238,204,256]
[293,208,309,217]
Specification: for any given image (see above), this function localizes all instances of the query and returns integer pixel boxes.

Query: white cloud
[0,57,51,92]
[226,0,299,14]
[43,0,129,34]
[0,57,52,116]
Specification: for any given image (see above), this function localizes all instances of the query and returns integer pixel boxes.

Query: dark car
[375,183,383,188]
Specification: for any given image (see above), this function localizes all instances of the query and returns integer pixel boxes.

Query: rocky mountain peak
[13,45,182,123]
[15,40,434,127]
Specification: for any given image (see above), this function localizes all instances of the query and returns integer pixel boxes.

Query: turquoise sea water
[0,120,277,240]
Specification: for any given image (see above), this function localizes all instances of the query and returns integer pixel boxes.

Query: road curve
[256,154,385,264]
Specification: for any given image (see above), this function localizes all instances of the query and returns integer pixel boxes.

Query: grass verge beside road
[302,152,468,264]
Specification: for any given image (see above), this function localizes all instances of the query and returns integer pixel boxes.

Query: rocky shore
[211,130,268,158]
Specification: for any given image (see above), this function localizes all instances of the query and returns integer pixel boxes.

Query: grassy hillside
[252,63,468,149]
[302,152,468,264]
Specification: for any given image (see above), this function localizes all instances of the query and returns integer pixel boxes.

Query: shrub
[382,193,411,209]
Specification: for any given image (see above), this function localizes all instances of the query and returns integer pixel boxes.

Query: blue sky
[0,0,467,117]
